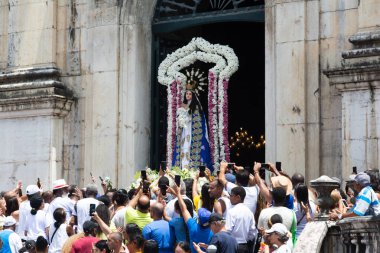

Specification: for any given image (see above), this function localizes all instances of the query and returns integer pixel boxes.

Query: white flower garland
[158,37,239,169]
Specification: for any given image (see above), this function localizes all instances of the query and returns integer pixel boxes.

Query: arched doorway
[150,0,265,169]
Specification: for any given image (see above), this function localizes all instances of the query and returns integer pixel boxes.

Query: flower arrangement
[128,167,199,191]
[158,37,239,169]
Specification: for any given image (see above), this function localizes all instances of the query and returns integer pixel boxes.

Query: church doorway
[151,2,265,169]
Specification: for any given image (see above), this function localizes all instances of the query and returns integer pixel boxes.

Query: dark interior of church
[154,21,265,168]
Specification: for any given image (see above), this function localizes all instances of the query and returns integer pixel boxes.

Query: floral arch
[158,37,239,168]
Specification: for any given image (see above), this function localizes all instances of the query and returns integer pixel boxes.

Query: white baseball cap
[26,185,41,195]
[265,223,289,236]
[3,216,16,227]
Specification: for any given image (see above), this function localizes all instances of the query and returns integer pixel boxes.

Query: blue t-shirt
[186,217,213,253]
[169,217,187,243]
[142,220,174,253]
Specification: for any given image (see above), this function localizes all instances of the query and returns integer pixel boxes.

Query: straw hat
[270,176,293,195]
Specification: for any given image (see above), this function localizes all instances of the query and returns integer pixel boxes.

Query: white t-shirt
[273,244,292,253]
[25,210,47,240]
[226,203,257,244]
[217,196,231,218]
[111,206,127,229]
[18,200,31,239]
[226,182,259,214]
[45,197,75,228]
[257,206,296,231]
[73,197,100,232]
[48,223,69,253]
[165,195,193,218]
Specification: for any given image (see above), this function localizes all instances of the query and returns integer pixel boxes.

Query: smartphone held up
[199,165,206,177]
[89,204,96,216]
[175,175,181,187]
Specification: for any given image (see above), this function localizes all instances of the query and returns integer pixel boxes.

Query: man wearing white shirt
[219,163,259,215]
[226,186,257,253]
[18,185,42,239]
[0,216,23,253]
[73,184,100,232]
[45,179,75,232]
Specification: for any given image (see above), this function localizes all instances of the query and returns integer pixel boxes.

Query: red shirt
[71,236,99,253]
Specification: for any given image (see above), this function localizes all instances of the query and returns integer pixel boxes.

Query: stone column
[265,0,320,181]
[83,1,120,185]
[324,1,380,178]
[0,1,73,188]
[117,0,153,187]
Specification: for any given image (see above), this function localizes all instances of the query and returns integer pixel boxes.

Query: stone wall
[0,0,154,189]
[0,0,379,189]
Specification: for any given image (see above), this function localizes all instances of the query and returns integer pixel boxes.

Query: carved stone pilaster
[0,67,74,118]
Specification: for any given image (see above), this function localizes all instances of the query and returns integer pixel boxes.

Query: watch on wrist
[337,213,342,220]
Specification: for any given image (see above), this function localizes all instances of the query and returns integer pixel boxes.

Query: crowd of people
[0,162,379,253]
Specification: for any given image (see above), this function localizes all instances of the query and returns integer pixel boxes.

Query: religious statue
[172,70,212,170]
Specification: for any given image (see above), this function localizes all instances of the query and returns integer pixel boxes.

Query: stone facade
[0,0,379,189]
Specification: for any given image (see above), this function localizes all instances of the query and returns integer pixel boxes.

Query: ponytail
[31,208,37,215]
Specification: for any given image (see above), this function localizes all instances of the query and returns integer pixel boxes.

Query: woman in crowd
[92,203,117,240]
[293,184,316,237]
[48,207,72,253]
[192,181,214,212]
[330,189,347,215]
[25,196,46,240]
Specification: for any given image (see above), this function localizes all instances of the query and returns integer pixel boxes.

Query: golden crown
[185,68,207,94]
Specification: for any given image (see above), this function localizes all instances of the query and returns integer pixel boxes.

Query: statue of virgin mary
[172,70,212,170]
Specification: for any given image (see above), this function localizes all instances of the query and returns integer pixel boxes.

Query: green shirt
[125,206,153,230]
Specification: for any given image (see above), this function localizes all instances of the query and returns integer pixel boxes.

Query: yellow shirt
[96,221,117,240]
[193,195,203,213]
[125,206,153,230]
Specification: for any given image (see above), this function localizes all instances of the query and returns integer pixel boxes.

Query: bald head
[291,172,305,188]
[137,195,150,212]
[151,202,164,220]
[107,232,123,250]
[109,232,123,242]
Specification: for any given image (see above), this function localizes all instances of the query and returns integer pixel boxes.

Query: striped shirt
[353,186,380,216]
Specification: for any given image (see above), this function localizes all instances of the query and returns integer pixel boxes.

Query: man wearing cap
[173,184,213,253]
[226,186,256,253]
[193,213,238,253]
[73,184,99,232]
[71,220,99,253]
[18,184,42,239]
[45,179,75,233]
[264,223,292,253]
[330,172,380,220]
[0,216,23,253]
